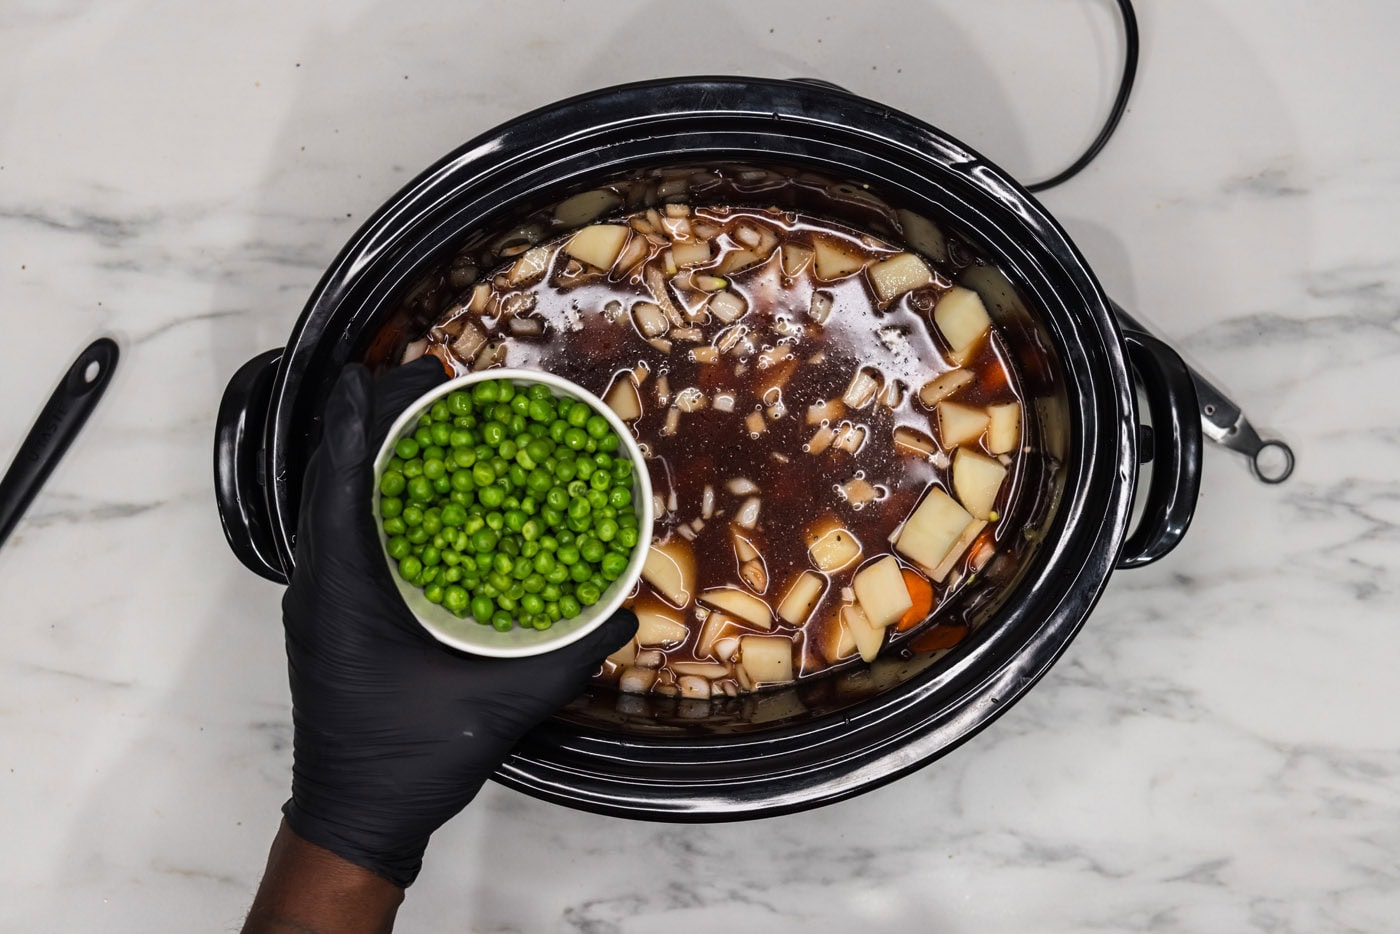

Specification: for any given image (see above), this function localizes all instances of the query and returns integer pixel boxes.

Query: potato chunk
[937,401,990,448]
[635,600,689,646]
[894,487,975,572]
[563,224,630,270]
[987,401,1022,454]
[842,602,885,663]
[641,539,696,606]
[868,252,933,304]
[952,448,1007,520]
[929,520,988,582]
[700,587,773,630]
[816,614,858,664]
[918,369,973,407]
[933,286,992,355]
[777,571,826,625]
[603,373,642,421]
[852,556,913,629]
[812,237,867,280]
[896,209,949,263]
[807,519,862,572]
[737,635,794,686]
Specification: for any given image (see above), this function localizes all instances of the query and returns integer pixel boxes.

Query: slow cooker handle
[214,349,290,584]
[1118,331,1203,568]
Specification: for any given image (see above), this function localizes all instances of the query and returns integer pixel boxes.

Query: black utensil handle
[214,349,289,584]
[0,338,120,549]
[1118,330,1204,568]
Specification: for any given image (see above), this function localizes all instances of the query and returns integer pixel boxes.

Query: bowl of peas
[372,369,654,657]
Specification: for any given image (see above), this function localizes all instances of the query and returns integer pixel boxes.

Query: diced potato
[952,448,1007,520]
[929,519,989,582]
[635,600,689,646]
[842,368,881,409]
[807,422,836,454]
[832,422,868,454]
[852,556,913,629]
[777,571,826,625]
[603,373,642,421]
[806,399,845,425]
[896,209,949,263]
[745,411,767,437]
[737,635,794,686]
[564,224,630,270]
[732,528,760,563]
[893,425,937,457]
[841,477,878,507]
[807,520,862,573]
[937,401,990,448]
[700,587,773,630]
[614,233,650,274]
[671,239,712,268]
[868,252,933,304]
[554,189,623,227]
[708,290,746,323]
[607,640,638,667]
[631,301,669,338]
[451,321,487,361]
[641,539,696,606]
[842,602,885,663]
[671,661,731,679]
[467,283,493,313]
[780,243,814,277]
[894,487,976,572]
[508,246,551,287]
[716,248,765,275]
[677,675,712,699]
[712,636,741,664]
[809,290,834,324]
[817,614,858,664]
[918,369,974,407]
[933,286,992,355]
[618,666,658,694]
[812,237,867,280]
[987,401,1022,454]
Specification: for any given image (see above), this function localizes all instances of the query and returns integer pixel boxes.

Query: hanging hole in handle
[1251,441,1295,484]
[84,361,101,384]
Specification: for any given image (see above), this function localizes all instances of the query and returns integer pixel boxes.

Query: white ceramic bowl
[372,368,654,658]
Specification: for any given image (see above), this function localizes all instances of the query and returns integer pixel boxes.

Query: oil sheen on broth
[412,204,1027,700]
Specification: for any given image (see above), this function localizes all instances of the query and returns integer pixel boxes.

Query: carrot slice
[895,568,935,632]
[910,623,968,653]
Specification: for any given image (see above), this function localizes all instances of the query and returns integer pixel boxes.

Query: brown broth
[416,206,1030,697]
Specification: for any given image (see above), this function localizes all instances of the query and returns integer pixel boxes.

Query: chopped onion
[652,494,666,516]
[691,346,719,364]
[771,452,790,464]
[656,374,671,407]
[841,586,856,603]
[735,224,763,248]
[647,337,673,354]
[807,423,836,455]
[508,317,545,336]
[806,399,845,425]
[758,345,792,369]
[725,478,759,495]
[767,398,788,421]
[739,557,768,593]
[661,214,692,241]
[668,487,679,512]
[735,497,761,529]
[690,518,706,533]
[619,667,658,694]
[678,675,710,700]
[716,324,747,355]
[468,283,493,313]
[507,246,551,287]
[713,392,735,411]
[702,485,716,519]
[842,368,881,408]
[632,301,669,338]
[708,290,746,323]
[675,387,707,412]
[636,650,664,669]
[809,291,834,325]
[603,299,624,323]
[833,421,868,454]
[671,327,703,342]
[644,264,686,326]
[678,525,697,541]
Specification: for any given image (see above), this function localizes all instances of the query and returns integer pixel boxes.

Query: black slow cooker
[215,77,1201,820]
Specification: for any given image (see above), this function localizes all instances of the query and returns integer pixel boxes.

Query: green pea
[422,546,442,568]
[601,551,628,580]
[402,459,423,479]
[479,485,507,509]
[567,404,589,427]
[398,555,423,580]
[567,497,591,521]
[617,525,639,549]
[484,421,508,446]
[429,422,451,447]
[507,464,528,488]
[427,400,448,423]
[414,427,434,448]
[510,394,531,416]
[505,509,526,532]
[559,595,582,619]
[472,528,499,552]
[586,489,609,511]
[582,415,607,439]
[519,593,544,615]
[395,438,420,459]
[386,536,411,560]
[432,476,452,495]
[609,487,632,510]
[424,582,445,605]
[442,585,468,613]
[406,527,429,545]
[569,562,591,583]
[402,505,424,527]
[472,380,499,404]
[512,556,532,580]
[548,420,568,443]
[522,519,542,542]
[575,457,595,480]
[405,476,432,502]
[545,564,570,585]
[492,612,514,632]
[496,594,517,613]
[580,537,605,564]
[596,518,618,543]
[471,595,495,622]
[421,513,442,536]
[383,516,407,536]
[379,496,403,520]
[448,391,473,416]
[423,458,446,480]
[576,581,602,606]
[523,573,546,594]
[557,544,580,566]
[563,427,588,451]
[485,511,504,532]
[542,583,562,602]
[379,470,406,497]
[589,470,611,492]
[499,439,518,460]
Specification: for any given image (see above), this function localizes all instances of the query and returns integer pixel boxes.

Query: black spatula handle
[0,338,119,550]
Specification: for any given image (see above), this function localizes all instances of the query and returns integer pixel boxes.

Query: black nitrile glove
[280,358,636,888]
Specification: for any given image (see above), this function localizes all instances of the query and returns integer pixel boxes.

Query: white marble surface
[2,1,1397,930]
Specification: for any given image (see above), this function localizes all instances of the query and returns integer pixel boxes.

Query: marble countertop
[2,1,1396,930]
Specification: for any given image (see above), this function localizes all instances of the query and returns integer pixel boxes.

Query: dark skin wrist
[243,820,404,934]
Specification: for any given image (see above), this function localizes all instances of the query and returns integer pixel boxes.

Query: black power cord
[1026,0,1139,192]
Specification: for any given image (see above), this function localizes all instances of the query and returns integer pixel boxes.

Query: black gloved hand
[280,358,636,888]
